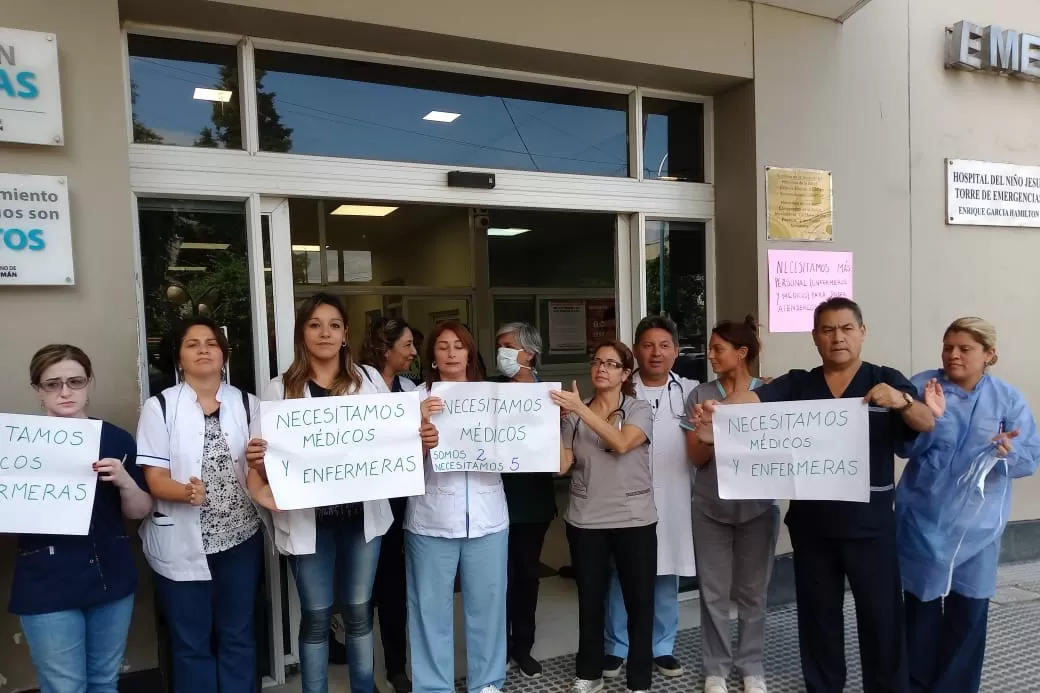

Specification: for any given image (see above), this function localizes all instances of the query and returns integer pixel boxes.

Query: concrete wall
[1,2,147,689]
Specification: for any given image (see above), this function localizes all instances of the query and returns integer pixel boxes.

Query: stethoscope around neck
[634,369,686,421]
[571,392,628,450]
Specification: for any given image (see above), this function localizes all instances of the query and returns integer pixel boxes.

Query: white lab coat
[634,371,698,577]
[257,371,393,555]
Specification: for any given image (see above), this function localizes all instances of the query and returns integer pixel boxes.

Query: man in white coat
[602,315,699,679]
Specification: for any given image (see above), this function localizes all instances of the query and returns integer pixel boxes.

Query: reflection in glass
[487,209,615,288]
[645,220,707,382]
[643,98,705,182]
[255,50,629,176]
[138,199,257,394]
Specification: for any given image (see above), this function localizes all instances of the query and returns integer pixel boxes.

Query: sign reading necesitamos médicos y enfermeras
[946,20,1040,79]
[0,26,63,146]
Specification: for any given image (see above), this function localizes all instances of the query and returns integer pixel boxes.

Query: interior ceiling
[753,0,872,22]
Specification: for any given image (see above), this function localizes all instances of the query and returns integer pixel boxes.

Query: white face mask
[497,347,525,378]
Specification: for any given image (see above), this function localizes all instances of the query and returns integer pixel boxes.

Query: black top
[753,362,920,538]
[10,421,147,615]
[308,381,363,522]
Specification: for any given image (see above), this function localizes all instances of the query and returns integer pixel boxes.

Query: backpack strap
[241,388,251,426]
[157,392,167,422]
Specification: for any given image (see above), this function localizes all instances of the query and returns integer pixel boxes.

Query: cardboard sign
[768,249,853,333]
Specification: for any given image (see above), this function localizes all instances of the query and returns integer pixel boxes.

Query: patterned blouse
[200,409,261,554]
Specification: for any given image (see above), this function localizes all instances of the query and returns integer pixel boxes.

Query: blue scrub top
[9,421,147,615]
[754,362,920,538]
[896,370,1040,601]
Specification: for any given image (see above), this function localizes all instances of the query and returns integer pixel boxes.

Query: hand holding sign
[94,457,132,488]
[246,438,267,473]
[549,381,584,415]
[692,400,720,444]
[863,383,908,409]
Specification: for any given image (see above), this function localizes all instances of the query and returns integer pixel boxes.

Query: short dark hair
[172,316,229,369]
[813,297,863,330]
[591,339,637,397]
[634,315,679,345]
[712,315,761,364]
[30,344,93,386]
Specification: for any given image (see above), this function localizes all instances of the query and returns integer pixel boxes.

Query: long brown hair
[281,293,362,399]
[424,321,483,387]
[592,339,637,397]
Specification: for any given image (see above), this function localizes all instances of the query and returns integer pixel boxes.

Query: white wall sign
[260,391,425,510]
[429,381,562,473]
[712,398,870,502]
[0,27,64,146]
[947,159,1040,228]
[0,413,101,535]
[0,173,74,285]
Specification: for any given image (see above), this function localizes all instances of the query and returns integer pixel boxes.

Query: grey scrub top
[686,380,775,525]
[562,396,656,529]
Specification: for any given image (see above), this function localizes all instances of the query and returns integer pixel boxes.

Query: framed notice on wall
[946,159,1040,228]
[0,173,74,285]
[0,27,64,146]
[766,166,834,242]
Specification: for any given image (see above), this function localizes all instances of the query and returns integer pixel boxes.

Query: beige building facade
[2,0,1040,688]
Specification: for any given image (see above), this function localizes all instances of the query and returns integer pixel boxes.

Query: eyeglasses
[36,377,89,393]
[589,358,624,371]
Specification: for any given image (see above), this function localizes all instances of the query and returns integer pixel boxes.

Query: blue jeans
[20,593,135,693]
[604,569,680,659]
[289,516,382,693]
[405,530,508,693]
[154,530,264,693]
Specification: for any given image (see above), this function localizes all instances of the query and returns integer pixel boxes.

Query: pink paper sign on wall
[768,249,854,333]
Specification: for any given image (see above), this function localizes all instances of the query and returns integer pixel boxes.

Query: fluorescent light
[193,87,233,103]
[329,205,398,217]
[423,111,461,123]
[167,266,207,272]
[487,228,530,237]
[179,242,230,250]
[292,244,321,252]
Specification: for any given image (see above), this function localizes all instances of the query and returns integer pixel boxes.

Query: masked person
[602,316,697,681]
[691,298,936,693]
[492,322,557,679]
[896,317,1040,693]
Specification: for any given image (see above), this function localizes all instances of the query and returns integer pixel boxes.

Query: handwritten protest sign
[261,392,425,511]
[0,413,101,535]
[430,381,561,473]
[712,398,869,502]
[768,249,853,333]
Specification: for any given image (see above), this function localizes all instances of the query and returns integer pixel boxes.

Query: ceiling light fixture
[193,87,233,103]
[167,266,207,272]
[330,205,399,217]
[487,228,530,237]
[423,111,461,123]
[179,242,230,250]
[291,244,322,252]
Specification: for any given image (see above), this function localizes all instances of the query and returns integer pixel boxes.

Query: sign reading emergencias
[0,173,74,285]
[260,392,425,511]
[0,27,64,146]
[0,413,101,535]
[429,381,562,473]
[712,398,870,502]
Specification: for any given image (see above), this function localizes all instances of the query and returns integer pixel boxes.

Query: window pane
[138,199,256,394]
[487,210,615,288]
[643,98,705,182]
[128,35,243,149]
[255,50,630,176]
[645,220,707,382]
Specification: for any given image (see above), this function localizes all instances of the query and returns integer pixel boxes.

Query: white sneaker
[569,679,605,693]
[705,676,728,693]
[744,675,768,693]
[478,687,501,693]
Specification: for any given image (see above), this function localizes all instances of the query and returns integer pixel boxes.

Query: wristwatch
[899,392,914,411]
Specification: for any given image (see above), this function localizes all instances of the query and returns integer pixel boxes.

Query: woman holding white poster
[680,317,778,693]
[245,294,435,693]
[10,344,152,693]
[552,339,657,693]
[404,320,509,693]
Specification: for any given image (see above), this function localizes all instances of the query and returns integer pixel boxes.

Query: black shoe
[653,655,684,677]
[603,655,624,678]
[389,672,412,693]
[511,654,543,679]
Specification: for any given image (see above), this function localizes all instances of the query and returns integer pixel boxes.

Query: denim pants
[604,571,680,659]
[405,530,508,693]
[20,593,135,693]
[289,515,382,693]
[154,530,264,693]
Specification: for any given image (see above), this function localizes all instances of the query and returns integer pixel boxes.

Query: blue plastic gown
[896,369,1040,602]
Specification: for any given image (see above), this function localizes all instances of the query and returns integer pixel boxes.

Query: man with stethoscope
[601,315,699,680]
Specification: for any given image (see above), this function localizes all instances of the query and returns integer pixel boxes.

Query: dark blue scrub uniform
[754,362,919,693]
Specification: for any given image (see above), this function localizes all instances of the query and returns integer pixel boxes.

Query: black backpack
[155,388,251,425]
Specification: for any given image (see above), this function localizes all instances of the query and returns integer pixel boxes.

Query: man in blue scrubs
[691,298,936,693]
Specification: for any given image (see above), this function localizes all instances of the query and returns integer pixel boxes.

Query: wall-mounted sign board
[0,173,74,285]
[0,27,64,146]
[946,159,1040,228]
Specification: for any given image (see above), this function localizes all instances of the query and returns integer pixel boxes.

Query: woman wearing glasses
[551,340,657,693]
[682,317,777,693]
[10,345,152,693]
